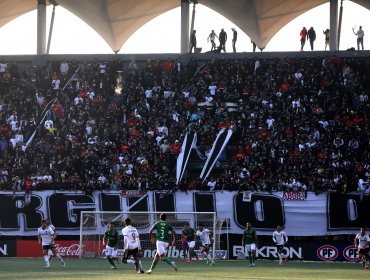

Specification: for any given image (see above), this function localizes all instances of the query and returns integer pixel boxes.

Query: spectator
[300,27,308,51]
[190,30,197,53]
[352,26,364,50]
[323,29,330,50]
[307,27,316,51]
[219,29,227,52]
[60,59,69,76]
[357,176,370,201]
[232,28,237,53]
[207,30,218,51]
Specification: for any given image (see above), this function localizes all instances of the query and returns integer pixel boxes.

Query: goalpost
[79,211,227,260]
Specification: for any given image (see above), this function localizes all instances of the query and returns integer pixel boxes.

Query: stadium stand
[0,54,369,195]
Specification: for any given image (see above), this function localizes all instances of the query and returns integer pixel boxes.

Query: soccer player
[196,224,215,266]
[272,225,289,266]
[46,219,56,261]
[121,217,144,273]
[102,222,120,269]
[37,219,65,268]
[181,235,189,261]
[182,222,198,262]
[355,227,370,270]
[147,213,178,274]
[242,222,258,267]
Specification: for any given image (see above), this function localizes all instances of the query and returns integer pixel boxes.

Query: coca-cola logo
[54,243,81,256]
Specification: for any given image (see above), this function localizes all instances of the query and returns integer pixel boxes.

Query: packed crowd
[0,55,369,195]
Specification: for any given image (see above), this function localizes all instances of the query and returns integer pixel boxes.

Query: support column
[180,0,190,54]
[337,0,343,50]
[329,0,338,51]
[46,2,58,55]
[37,0,47,55]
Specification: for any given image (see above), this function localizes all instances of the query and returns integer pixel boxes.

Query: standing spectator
[232,28,238,53]
[219,29,227,52]
[352,26,364,50]
[357,176,370,201]
[307,27,316,51]
[0,60,7,80]
[323,29,330,50]
[190,30,197,53]
[207,30,218,51]
[59,59,69,76]
[51,74,60,92]
[299,27,308,51]
[251,40,257,52]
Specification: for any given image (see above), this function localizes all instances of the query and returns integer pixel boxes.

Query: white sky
[0,1,369,54]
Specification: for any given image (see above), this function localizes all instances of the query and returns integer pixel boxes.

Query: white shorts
[245,243,256,254]
[156,240,169,256]
[188,241,196,248]
[106,246,117,257]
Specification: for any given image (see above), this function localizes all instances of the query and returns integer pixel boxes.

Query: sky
[0,1,369,54]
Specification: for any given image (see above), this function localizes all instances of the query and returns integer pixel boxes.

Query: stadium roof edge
[0,0,369,52]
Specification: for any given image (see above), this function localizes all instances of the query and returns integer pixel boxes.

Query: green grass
[0,258,369,280]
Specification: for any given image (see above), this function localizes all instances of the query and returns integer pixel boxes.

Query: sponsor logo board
[343,245,359,261]
[0,240,16,257]
[16,240,84,258]
[317,245,338,261]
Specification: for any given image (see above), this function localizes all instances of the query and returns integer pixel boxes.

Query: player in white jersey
[196,224,215,266]
[122,218,144,273]
[355,227,370,270]
[272,225,288,266]
[37,219,65,268]
[46,219,56,261]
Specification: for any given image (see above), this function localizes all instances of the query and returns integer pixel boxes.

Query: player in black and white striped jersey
[272,225,288,266]
[46,219,56,261]
[355,227,370,270]
[122,218,144,273]
[37,219,65,268]
[196,224,215,266]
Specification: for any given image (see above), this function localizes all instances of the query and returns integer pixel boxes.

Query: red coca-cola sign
[16,240,86,258]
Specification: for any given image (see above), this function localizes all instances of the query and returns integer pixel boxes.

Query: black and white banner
[176,132,197,184]
[0,191,369,236]
[200,128,233,182]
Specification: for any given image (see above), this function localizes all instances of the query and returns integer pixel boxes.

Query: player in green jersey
[182,222,198,262]
[147,213,178,274]
[102,222,120,269]
[242,222,258,267]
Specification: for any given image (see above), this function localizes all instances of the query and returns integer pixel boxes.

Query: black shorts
[276,245,284,252]
[42,244,55,250]
[358,248,369,256]
[126,248,139,258]
[201,244,210,252]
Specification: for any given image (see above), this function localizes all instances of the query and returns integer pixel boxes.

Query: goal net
[79,211,227,260]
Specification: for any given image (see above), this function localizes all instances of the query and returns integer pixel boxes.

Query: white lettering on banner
[281,192,306,200]
[0,245,7,255]
[0,191,366,236]
[54,243,81,256]
[121,190,144,197]
[232,246,302,259]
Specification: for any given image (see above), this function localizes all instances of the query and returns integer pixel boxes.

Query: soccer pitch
[0,258,369,280]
